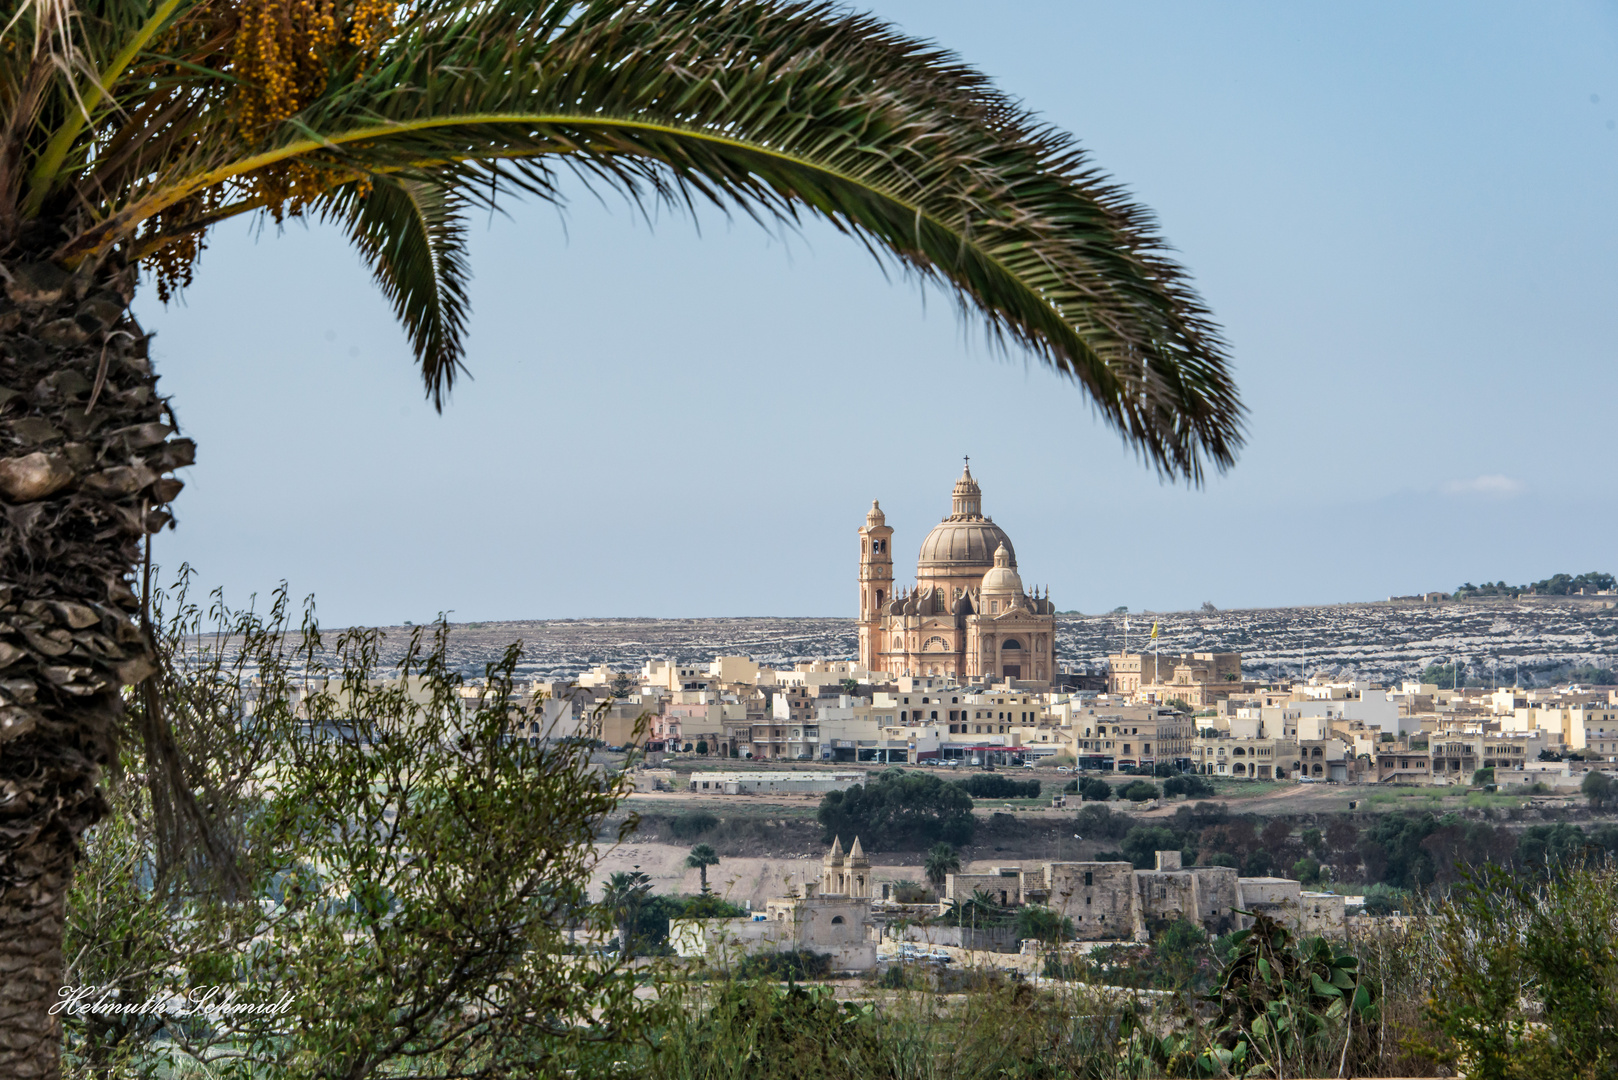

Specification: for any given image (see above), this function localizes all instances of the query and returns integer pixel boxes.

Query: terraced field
[319,599,1618,687]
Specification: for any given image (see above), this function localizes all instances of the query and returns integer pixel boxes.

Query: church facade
[858,463,1057,684]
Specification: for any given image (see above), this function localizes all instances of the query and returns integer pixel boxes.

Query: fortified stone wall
[1045,862,1137,941]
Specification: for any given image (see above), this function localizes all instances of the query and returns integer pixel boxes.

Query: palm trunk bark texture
[0,246,188,1078]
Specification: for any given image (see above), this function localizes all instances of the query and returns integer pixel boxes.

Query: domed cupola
[979,543,1023,601]
[866,499,886,527]
[917,460,1015,576]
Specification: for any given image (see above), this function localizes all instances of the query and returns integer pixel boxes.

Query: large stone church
[858,462,1057,684]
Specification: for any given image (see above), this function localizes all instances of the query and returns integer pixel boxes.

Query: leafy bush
[955,773,1040,799]
[1424,861,1618,1080]
[1162,773,1215,798]
[1193,915,1378,1079]
[817,769,975,847]
[1119,825,1191,869]
[1119,780,1160,802]
[669,810,720,840]
[1074,803,1133,841]
[735,950,834,981]
[1079,777,1113,801]
[1013,905,1072,943]
[62,581,655,1077]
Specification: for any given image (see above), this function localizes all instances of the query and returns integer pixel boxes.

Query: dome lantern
[950,457,982,518]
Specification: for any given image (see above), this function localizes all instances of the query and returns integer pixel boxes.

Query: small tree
[924,842,962,889]
[696,740,708,755]
[1081,777,1114,802]
[1121,780,1161,802]
[686,844,720,893]
[1015,905,1072,943]
[1582,770,1614,809]
[62,582,659,1076]
[603,871,653,953]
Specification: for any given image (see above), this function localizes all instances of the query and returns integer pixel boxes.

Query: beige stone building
[1069,705,1195,770]
[671,836,877,970]
[858,463,1057,684]
[944,851,1340,943]
[1109,650,1243,703]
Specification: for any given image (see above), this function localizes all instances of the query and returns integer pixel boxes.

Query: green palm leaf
[323,177,472,406]
[9,0,1242,480]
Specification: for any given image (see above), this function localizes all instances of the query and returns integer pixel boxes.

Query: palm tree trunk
[0,248,186,1078]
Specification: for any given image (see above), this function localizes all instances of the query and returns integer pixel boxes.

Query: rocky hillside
[322,598,1618,687]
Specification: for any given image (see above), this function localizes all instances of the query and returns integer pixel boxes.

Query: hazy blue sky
[138,1,1618,626]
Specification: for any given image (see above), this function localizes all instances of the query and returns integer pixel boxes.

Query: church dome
[917,461,1014,572]
[917,519,1016,570]
[866,500,885,527]
[979,543,1023,595]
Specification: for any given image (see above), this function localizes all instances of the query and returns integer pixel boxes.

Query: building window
[831,915,844,924]
[1084,872,1092,886]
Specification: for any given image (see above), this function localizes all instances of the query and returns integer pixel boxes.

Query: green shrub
[1013,904,1073,943]
[1120,779,1160,802]
[817,768,975,847]
[1079,777,1113,801]
[1074,802,1133,841]
[1163,773,1215,798]
[670,810,720,840]
[956,773,1040,799]
[1119,825,1191,869]
[1424,861,1618,1080]
[735,949,834,981]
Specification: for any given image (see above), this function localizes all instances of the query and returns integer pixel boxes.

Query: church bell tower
[858,501,892,672]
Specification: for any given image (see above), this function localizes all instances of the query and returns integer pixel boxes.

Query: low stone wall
[885,922,1021,953]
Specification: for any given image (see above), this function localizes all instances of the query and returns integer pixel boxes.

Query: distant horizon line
[357,593,1598,632]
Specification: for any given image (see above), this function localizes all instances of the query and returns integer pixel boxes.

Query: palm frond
[322,177,471,408]
[15,0,1244,482]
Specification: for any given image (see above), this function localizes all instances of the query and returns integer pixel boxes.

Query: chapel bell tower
[857,500,892,672]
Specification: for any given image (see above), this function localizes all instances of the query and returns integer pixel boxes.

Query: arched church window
[876,590,884,605]
[831,916,845,924]
[893,636,903,649]
[1002,639,1023,651]
[989,601,998,614]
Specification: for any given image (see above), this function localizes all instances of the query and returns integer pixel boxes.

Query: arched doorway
[1000,638,1023,680]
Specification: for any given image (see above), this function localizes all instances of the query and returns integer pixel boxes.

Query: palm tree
[1,1,1243,1070]
[685,842,719,893]
[924,841,961,889]
[601,869,651,954]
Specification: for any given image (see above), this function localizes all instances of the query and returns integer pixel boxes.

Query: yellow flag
[1150,621,1159,639]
